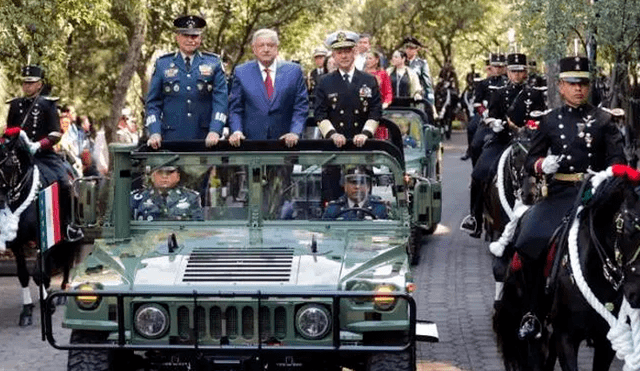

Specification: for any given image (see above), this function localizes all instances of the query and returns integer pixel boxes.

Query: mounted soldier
[461,53,529,238]
[512,56,626,340]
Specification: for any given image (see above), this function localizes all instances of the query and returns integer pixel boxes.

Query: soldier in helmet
[512,56,625,340]
[130,165,204,221]
[322,166,387,220]
[308,46,328,99]
[145,15,228,149]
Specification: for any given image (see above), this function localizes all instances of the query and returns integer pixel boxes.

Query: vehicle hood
[70,225,408,292]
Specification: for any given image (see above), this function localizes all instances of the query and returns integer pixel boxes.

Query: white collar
[258,60,277,72]
[339,67,356,77]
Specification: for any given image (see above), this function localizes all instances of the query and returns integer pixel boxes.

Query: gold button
[339,122,344,127]
[340,110,344,114]
[354,123,359,127]
[355,110,359,114]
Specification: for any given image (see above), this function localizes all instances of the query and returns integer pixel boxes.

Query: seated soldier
[322,166,388,220]
[131,165,204,221]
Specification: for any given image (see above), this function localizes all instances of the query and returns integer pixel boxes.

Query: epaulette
[5,97,19,104]
[43,96,60,102]
[601,107,625,117]
[201,51,221,59]
[530,109,551,118]
[533,86,547,91]
[157,52,175,60]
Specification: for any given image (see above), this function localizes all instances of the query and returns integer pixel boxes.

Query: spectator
[387,50,422,104]
[364,51,392,109]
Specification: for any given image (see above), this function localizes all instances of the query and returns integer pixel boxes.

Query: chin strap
[0,166,40,252]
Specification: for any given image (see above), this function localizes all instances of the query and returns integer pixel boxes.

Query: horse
[0,129,82,326]
[433,81,459,140]
[494,165,640,371]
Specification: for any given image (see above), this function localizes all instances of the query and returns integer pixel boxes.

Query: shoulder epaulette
[5,97,19,104]
[43,96,60,102]
[530,109,551,118]
[201,51,220,59]
[600,107,625,117]
[157,52,175,60]
[533,86,548,91]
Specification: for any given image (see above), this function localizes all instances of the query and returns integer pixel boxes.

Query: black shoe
[67,225,84,242]
[460,215,477,233]
[460,153,470,161]
[518,313,541,340]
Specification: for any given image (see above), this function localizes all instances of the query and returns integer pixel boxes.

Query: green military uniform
[131,187,204,221]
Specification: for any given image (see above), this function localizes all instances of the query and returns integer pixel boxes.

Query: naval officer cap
[325,31,359,49]
[21,65,44,82]
[507,53,527,71]
[174,15,207,35]
[559,56,590,83]
[313,46,329,57]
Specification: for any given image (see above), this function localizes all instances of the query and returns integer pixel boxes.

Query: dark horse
[0,131,81,326]
[434,81,459,140]
[494,166,640,371]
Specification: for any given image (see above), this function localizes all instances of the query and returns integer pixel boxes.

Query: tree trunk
[105,9,147,144]
[546,61,561,109]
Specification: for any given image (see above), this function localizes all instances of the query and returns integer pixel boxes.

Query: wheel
[408,227,422,266]
[68,330,112,371]
[423,223,438,236]
[366,350,413,371]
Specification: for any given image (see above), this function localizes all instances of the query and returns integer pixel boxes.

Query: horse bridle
[588,207,640,291]
[0,143,32,206]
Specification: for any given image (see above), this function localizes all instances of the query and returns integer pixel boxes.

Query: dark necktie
[343,73,349,83]
[353,203,359,208]
[264,68,274,99]
[185,56,191,71]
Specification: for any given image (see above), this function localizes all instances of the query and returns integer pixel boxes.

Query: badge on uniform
[164,68,178,78]
[359,85,372,98]
[197,82,204,91]
[199,64,213,76]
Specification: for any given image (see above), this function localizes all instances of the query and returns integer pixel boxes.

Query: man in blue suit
[228,29,309,147]
[145,15,228,149]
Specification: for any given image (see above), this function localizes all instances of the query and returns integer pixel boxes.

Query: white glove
[489,118,504,133]
[541,155,561,174]
[28,141,41,155]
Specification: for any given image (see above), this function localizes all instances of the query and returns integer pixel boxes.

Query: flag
[39,182,62,251]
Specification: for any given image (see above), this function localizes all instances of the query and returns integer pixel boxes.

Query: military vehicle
[43,139,438,371]
[383,102,443,264]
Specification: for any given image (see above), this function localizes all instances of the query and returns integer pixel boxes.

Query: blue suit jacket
[145,51,228,141]
[228,60,308,139]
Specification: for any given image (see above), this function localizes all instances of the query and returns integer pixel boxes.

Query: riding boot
[469,179,483,238]
[518,256,544,340]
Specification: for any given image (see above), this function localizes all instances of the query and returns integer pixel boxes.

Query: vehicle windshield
[383,110,424,149]
[129,151,404,223]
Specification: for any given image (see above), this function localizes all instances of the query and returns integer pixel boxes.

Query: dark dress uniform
[470,73,508,165]
[145,50,228,141]
[131,186,204,221]
[314,69,382,139]
[308,67,327,98]
[322,195,387,220]
[314,69,382,202]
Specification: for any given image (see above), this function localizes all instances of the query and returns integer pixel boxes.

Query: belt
[553,173,584,182]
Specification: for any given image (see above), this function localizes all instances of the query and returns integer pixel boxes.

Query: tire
[408,227,422,266]
[366,350,413,371]
[68,330,112,371]
[423,223,437,236]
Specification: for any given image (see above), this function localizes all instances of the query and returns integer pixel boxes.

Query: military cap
[174,15,206,35]
[403,36,423,48]
[559,56,590,83]
[313,47,329,57]
[507,53,527,71]
[473,73,482,82]
[497,53,507,66]
[344,165,374,178]
[21,65,44,82]
[153,165,179,173]
[325,30,359,49]
[489,53,502,66]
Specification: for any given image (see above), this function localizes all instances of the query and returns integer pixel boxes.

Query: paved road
[0,131,624,370]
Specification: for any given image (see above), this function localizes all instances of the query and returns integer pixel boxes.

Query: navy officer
[323,166,387,220]
[145,15,228,149]
[513,56,625,340]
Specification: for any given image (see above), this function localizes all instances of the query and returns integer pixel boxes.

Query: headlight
[374,285,397,311]
[295,304,331,340]
[75,283,101,310]
[134,304,169,339]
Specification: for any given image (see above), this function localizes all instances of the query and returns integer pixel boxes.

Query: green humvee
[382,105,443,265]
[44,140,438,371]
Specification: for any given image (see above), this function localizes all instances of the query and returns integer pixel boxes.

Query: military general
[145,15,228,149]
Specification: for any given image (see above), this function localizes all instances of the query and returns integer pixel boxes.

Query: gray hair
[251,29,279,45]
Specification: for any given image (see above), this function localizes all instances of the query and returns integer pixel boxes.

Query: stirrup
[66,225,84,242]
[518,312,541,340]
[460,215,477,232]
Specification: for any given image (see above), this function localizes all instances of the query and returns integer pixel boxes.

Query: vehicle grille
[176,304,288,342]
[183,247,294,283]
